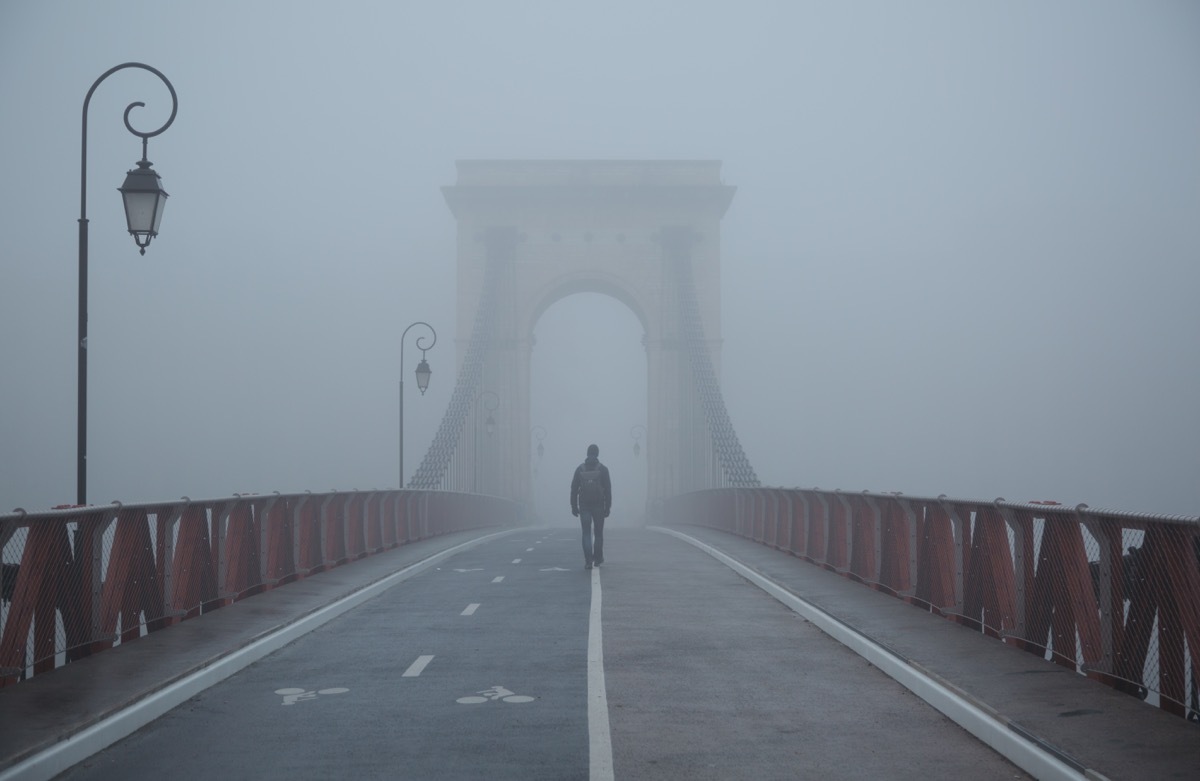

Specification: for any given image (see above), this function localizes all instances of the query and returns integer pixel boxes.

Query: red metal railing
[0,490,520,685]
[663,488,1200,721]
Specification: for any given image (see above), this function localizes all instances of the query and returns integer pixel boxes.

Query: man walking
[570,444,612,569]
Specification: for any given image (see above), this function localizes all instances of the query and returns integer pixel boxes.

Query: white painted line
[526,547,535,552]
[461,603,480,616]
[650,527,1090,781]
[0,526,530,781]
[492,576,504,583]
[588,567,614,781]
[512,558,522,564]
[402,655,435,678]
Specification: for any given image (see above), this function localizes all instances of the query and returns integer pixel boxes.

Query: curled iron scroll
[87,61,178,144]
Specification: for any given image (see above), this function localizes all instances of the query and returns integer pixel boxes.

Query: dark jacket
[570,457,612,514]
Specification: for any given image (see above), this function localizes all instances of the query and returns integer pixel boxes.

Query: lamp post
[484,393,498,437]
[476,390,499,491]
[399,321,436,488]
[631,424,646,457]
[531,425,546,460]
[78,63,178,505]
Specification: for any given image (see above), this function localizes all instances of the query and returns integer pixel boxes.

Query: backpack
[578,462,604,506]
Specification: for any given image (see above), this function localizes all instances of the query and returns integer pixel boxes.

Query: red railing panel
[0,489,519,687]
[662,487,1200,722]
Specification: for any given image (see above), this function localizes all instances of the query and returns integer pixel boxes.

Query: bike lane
[599,528,1031,781]
[56,528,593,781]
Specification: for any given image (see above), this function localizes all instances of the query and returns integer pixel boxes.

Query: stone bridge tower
[436,160,740,511]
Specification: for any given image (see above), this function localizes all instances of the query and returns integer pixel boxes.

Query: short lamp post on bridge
[532,425,546,460]
[631,424,645,458]
[399,321,436,488]
[77,63,178,505]
[484,393,498,438]
[476,390,499,492]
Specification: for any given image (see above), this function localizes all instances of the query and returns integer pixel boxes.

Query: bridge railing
[0,490,521,686]
[663,488,1200,721]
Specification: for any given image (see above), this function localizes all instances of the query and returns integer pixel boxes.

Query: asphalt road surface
[55,527,1028,780]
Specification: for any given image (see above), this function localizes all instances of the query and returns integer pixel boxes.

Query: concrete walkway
[0,524,1196,780]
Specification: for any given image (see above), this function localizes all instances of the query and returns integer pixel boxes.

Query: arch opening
[530,292,648,524]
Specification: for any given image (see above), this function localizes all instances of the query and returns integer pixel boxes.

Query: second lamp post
[77,62,177,505]
[399,321,435,488]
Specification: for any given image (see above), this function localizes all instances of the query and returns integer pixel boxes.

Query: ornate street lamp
[77,63,178,504]
[399,321,436,487]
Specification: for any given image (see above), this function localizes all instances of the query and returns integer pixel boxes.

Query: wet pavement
[1,524,1196,780]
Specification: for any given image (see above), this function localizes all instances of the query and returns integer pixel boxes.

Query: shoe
[594,558,604,566]
[585,562,593,570]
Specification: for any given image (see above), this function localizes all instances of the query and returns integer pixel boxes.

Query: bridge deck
[1,525,1196,780]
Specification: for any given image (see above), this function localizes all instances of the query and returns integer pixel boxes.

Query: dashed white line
[0,527,530,781]
[512,558,522,564]
[402,655,435,678]
[526,547,535,552]
[461,603,480,616]
[492,576,505,583]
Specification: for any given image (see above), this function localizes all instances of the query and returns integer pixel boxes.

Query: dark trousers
[579,508,605,563]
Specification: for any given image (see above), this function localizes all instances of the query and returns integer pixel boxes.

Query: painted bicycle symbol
[275,686,349,706]
[457,685,535,704]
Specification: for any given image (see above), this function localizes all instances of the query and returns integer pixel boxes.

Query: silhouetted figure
[570,444,611,569]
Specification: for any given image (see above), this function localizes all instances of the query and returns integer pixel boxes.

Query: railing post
[894,497,920,599]
[1079,505,1115,677]
[777,491,787,551]
[792,490,809,557]
[89,509,113,647]
[832,491,853,572]
[938,496,966,615]
[863,493,883,585]
[814,492,831,567]
[293,494,308,574]
[996,503,1027,642]
[214,501,232,601]
[158,503,183,625]
[318,494,335,569]
[258,495,277,586]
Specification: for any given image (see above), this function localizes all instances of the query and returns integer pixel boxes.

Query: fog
[1,2,1197,517]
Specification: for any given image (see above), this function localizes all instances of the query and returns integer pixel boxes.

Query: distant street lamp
[631,424,646,457]
[531,425,546,459]
[476,390,499,491]
[483,392,498,437]
[77,63,178,505]
[399,321,436,487]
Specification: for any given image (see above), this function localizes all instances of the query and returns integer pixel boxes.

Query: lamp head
[118,158,168,255]
[415,358,431,394]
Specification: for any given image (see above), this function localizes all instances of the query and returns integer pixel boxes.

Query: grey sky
[1,1,1197,516]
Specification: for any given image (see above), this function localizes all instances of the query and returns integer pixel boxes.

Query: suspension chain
[668,232,760,488]
[406,231,510,488]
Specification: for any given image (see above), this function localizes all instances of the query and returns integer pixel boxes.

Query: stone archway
[440,160,736,510]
